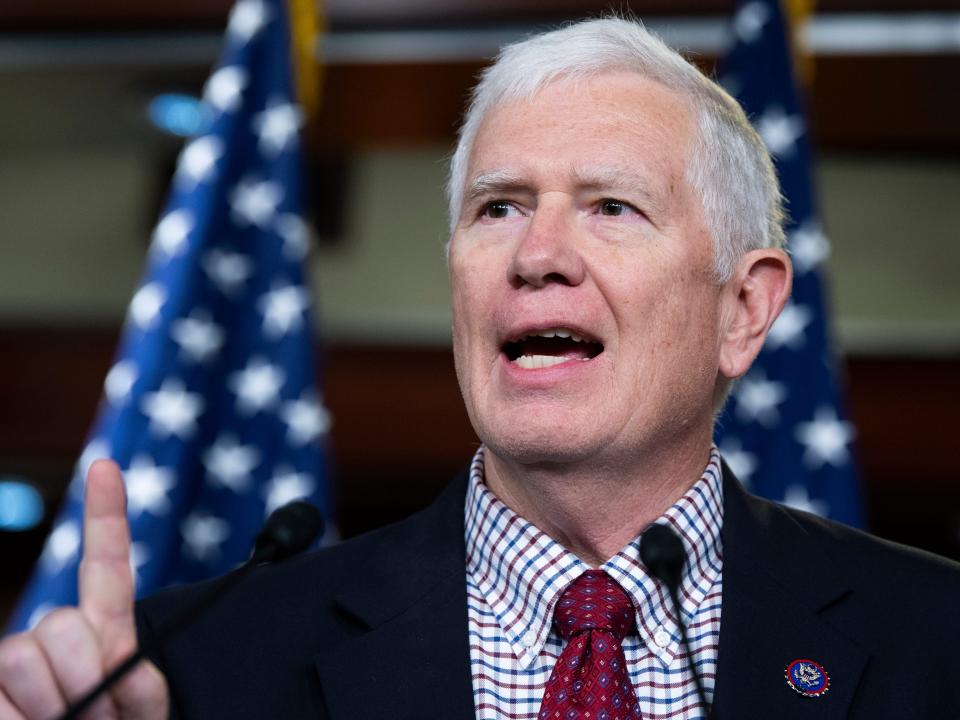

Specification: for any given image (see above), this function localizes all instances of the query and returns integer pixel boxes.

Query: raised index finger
[78,458,138,662]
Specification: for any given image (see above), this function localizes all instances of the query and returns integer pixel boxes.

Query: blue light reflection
[148,94,212,137]
[0,480,45,531]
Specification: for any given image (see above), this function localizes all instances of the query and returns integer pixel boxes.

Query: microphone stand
[60,559,262,719]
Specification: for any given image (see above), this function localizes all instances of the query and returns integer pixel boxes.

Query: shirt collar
[464,446,724,668]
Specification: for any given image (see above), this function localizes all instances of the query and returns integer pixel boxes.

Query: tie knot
[553,570,635,641]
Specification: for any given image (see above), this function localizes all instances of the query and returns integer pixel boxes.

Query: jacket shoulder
[135,473,470,719]
[744,489,960,611]
[138,478,460,636]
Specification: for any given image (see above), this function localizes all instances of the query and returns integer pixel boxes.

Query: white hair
[446,17,785,281]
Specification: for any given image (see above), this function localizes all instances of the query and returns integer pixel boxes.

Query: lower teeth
[514,354,587,369]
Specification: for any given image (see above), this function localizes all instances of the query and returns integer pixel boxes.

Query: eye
[481,201,522,220]
[597,199,637,217]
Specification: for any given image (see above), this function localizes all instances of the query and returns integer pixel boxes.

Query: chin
[481,423,608,468]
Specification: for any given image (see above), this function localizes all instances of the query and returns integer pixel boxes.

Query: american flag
[714,0,865,527]
[8,0,332,632]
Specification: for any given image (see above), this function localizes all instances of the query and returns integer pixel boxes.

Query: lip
[498,349,605,387]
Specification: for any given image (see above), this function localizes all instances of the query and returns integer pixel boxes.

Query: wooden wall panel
[1,326,957,540]
[312,63,480,149]
[844,356,960,560]
[812,55,960,151]
[306,55,960,152]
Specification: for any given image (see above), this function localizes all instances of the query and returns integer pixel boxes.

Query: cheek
[450,293,477,377]
[616,267,721,373]
[450,255,494,365]
[659,288,724,394]
[448,246,475,314]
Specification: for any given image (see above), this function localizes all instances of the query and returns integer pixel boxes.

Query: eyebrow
[464,170,529,204]
[463,165,668,216]
[572,165,668,217]
[572,165,662,196]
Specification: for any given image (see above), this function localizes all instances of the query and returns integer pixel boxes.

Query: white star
[281,394,331,446]
[755,106,805,158]
[766,302,812,351]
[252,99,303,157]
[141,378,204,439]
[790,221,831,274]
[228,358,285,415]
[171,310,225,364]
[718,437,758,487]
[264,467,315,516]
[71,438,111,499]
[733,1,770,43]
[203,65,248,114]
[129,542,150,590]
[128,282,166,330]
[124,456,175,516]
[175,135,224,188]
[203,434,260,492]
[227,0,272,43]
[258,284,310,339]
[275,213,311,260]
[203,249,253,297]
[151,209,194,259]
[782,484,829,517]
[41,520,80,574]
[181,513,230,563]
[735,371,788,427]
[795,406,856,469]
[78,439,110,475]
[230,176,283,229]
[105,360,138,406]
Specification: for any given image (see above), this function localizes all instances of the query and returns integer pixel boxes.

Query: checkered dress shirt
[465,446,724,719]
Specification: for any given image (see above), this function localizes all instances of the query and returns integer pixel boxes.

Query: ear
[718,248,793,380]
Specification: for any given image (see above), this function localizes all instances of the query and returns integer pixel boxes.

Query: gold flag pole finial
[287,0,323,120]
[784,0,815,87]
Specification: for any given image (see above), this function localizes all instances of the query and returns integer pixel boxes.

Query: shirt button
[654,627,670,648]
[522,630,537,648]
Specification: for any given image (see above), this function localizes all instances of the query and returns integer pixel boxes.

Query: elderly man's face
[448,72,727,469]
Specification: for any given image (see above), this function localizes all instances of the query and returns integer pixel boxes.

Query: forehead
[466,71,696,192]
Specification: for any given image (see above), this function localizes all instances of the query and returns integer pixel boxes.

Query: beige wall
[819,156,960,353]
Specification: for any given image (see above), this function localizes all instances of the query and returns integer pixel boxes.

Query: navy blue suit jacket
[137,465,960,718]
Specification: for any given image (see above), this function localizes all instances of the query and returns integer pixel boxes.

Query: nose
[507,197,586,289]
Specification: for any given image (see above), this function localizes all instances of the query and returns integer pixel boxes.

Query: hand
[0,460,169,719]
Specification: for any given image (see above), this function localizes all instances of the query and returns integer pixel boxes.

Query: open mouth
[502,328,604,369]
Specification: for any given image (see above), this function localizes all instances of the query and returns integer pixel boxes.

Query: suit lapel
[314,473,475,720]
[713,465,870,719]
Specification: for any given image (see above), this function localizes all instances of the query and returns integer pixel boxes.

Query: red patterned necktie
[538,570,642,720]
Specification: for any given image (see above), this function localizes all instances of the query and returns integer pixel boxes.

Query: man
[2,16,959,720]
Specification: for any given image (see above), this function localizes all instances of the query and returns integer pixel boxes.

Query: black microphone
[640,523,709,717]
[58,500,325,720]
[252,499,326,564]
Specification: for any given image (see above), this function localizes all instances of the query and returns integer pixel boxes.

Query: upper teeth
[523,328,586,343]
